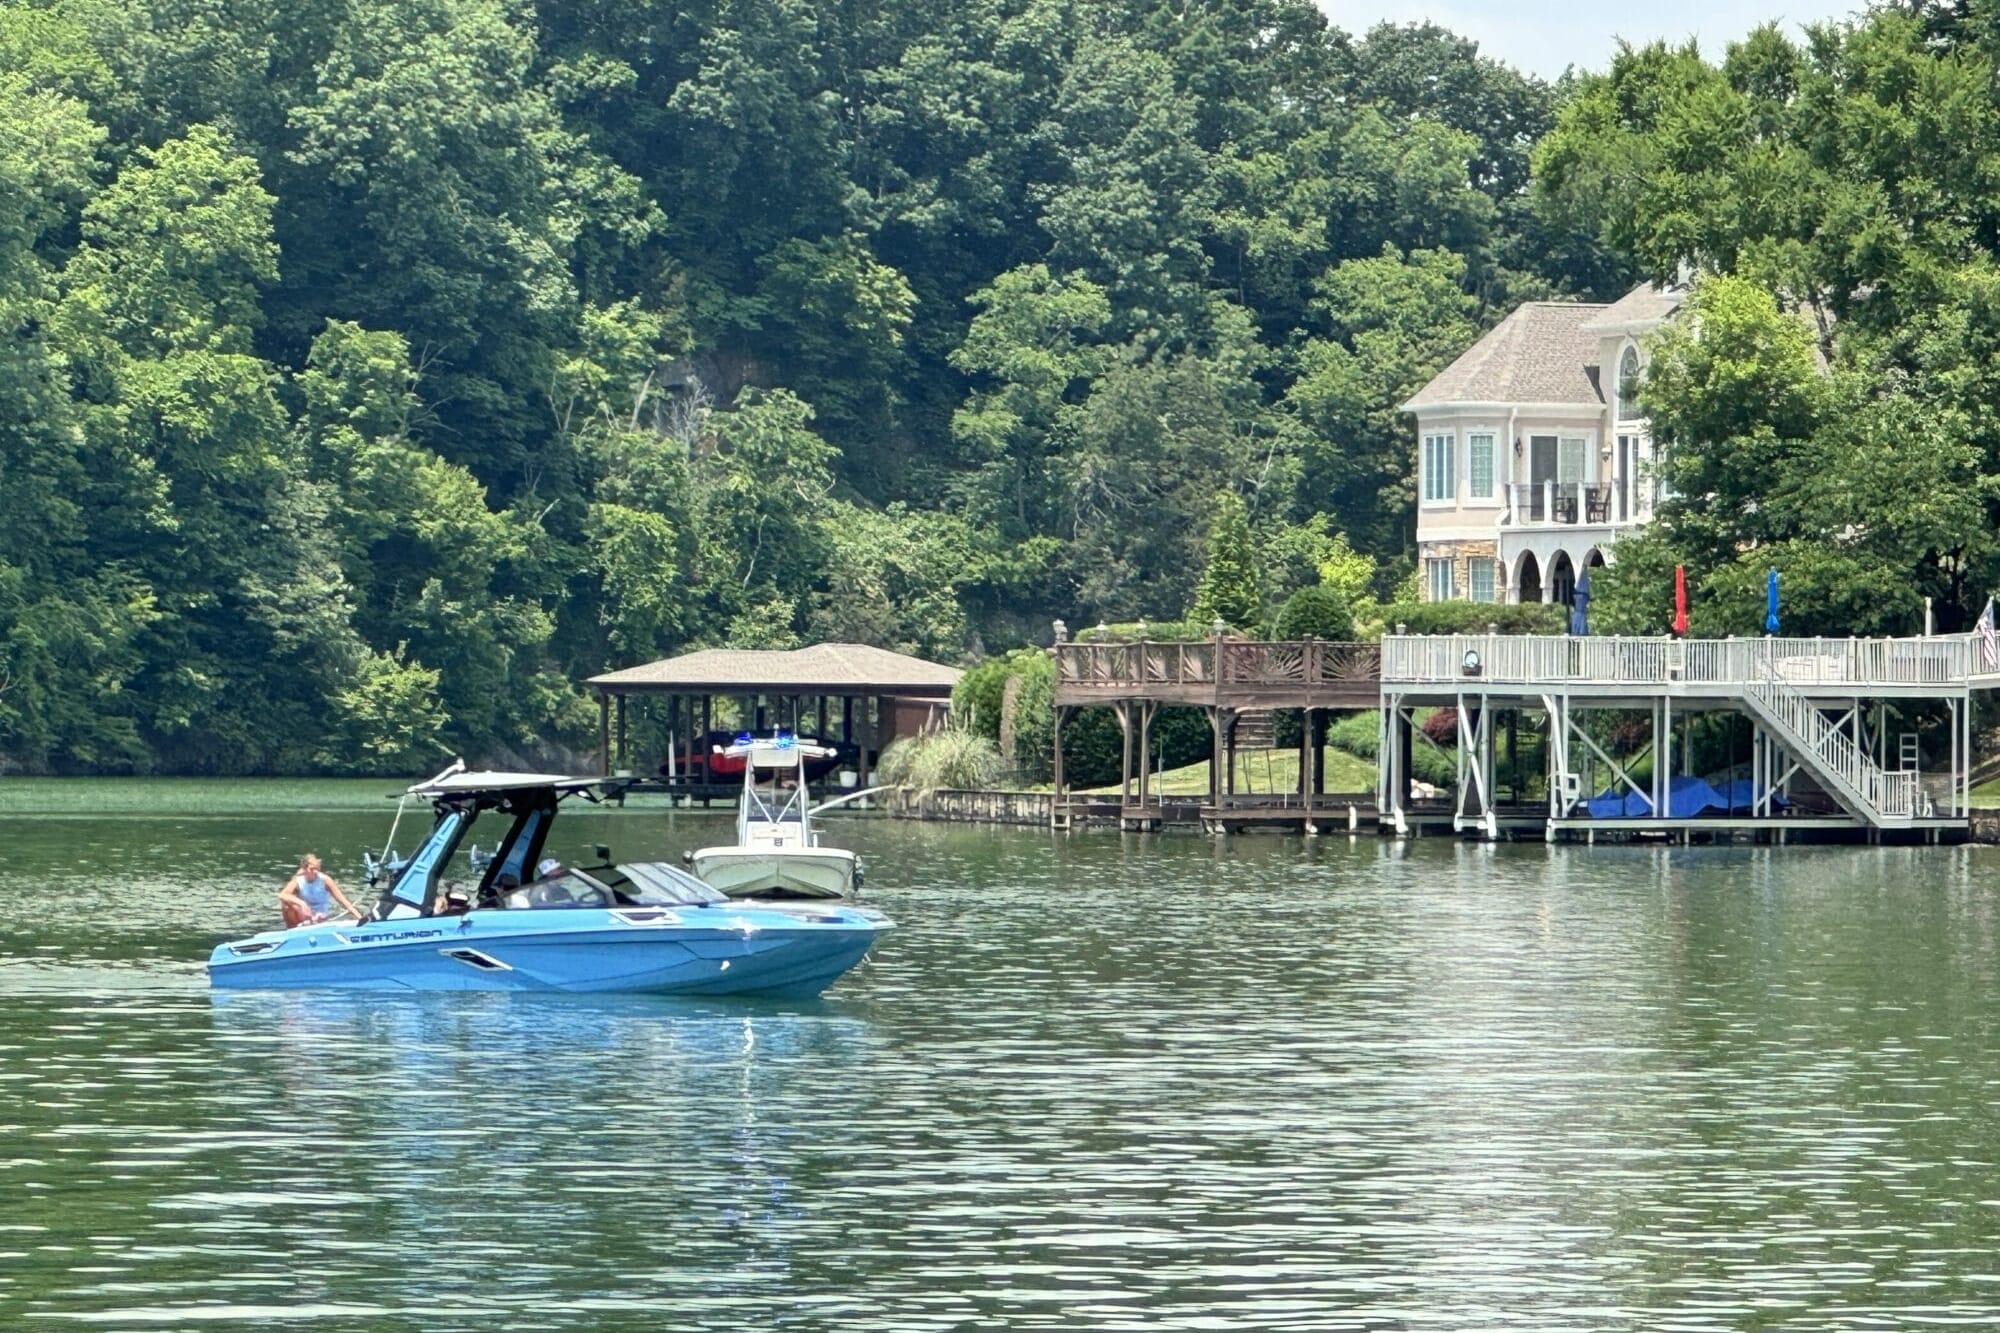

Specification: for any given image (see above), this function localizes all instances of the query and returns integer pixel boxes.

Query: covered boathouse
[1052,630,2000,842]
[589,643,961,799]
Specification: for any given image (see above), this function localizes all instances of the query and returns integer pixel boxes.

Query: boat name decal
[336,928,448,946]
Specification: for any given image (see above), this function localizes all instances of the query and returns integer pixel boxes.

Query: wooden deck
[1054,638,1380,709]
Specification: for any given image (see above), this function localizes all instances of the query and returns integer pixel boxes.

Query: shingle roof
[1580,284,1684,332]
[590,643,962,695]
[1403,302,1609,409]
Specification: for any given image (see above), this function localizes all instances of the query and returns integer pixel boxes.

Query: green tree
[1190,490,1260,629]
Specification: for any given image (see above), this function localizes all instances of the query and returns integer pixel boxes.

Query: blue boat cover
[1584,775,1786,819]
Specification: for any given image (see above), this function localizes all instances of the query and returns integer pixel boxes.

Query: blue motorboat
[207,767,893,998]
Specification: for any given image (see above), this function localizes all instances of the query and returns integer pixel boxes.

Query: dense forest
[0,0,1988,774]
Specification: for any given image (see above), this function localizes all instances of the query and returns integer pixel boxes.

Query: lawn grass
[1970,777,2000,808]
[1083,745,1377,796]
[0,776,405,816]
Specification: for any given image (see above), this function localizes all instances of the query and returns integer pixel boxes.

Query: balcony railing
[1505,482,1634,528]
[1382,634,1973,690]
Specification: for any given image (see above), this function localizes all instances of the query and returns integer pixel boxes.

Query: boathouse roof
[589,642,962,696]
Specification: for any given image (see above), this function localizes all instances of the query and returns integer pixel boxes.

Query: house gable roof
[1580,284,1685,333]
[1403,302,1609,410]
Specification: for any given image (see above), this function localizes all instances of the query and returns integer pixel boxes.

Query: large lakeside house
[1405,285,1682,606]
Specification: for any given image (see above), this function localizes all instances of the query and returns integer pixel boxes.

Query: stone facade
[1417,538,1503,605]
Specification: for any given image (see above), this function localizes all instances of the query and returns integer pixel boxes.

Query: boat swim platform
[1051,630,2000,841]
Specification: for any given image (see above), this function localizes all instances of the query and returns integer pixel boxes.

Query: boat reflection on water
[201,987,880,1318]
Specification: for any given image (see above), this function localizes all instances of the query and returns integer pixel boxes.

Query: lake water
[2,780,1998,1330]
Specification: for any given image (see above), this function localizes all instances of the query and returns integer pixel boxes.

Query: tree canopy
[1537,16,2000,636]
[21,0,1977,773]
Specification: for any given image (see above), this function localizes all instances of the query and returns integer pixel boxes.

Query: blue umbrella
[1764,568,1779,635]
[1570,570,1592,636]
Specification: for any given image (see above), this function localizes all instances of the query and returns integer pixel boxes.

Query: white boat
[689,735,861,901]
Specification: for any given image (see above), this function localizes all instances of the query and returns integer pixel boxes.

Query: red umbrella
[1672,564,1689,636]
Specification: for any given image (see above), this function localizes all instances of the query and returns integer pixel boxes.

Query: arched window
[1617,346,1642,421]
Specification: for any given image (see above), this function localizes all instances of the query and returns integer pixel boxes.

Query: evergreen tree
[1190,491,1261,631]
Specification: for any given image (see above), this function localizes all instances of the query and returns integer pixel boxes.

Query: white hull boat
[689,846,857,900]
[689,735,865,902]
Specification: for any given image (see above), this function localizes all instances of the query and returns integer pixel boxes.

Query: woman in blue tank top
[279,854,360,927]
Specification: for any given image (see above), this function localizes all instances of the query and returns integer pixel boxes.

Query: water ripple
[2,811,1999,1329]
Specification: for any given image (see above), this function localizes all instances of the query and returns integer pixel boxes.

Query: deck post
[1397,705,1414,824]
[1951,694,1961,817]
[1964,690,1973,819]
[1200,704,1216,808]
[598,692,611,776]
[701,696,713,787]
[1454,696,1479,834]
[855,696,874,798]
[1299,706,1315,833]
[1137,701,1155,811]
[1052,705,1067,829]
[615,692,628,774]
[1115,701,1133,808]
[1479,701,1497,838]
[1658,695,1672,818]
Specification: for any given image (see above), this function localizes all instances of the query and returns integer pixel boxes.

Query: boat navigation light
[734,730,753,746]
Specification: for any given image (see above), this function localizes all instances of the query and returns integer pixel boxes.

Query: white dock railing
[1382,634,1973,690]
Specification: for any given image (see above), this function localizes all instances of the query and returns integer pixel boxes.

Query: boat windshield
[596,862,730,907]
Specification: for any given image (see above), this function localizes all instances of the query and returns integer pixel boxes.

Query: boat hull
[207,905,889,999]
[690,847,858,899]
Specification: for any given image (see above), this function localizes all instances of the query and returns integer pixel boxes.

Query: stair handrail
[1748,663,1920,820]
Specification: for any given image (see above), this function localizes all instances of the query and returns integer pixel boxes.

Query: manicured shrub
[1273,584,1357,641]
[1377,601,1568,636]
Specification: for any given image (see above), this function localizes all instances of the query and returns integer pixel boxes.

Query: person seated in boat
[494,872,531,910]
[479,872,513,911]
[525,858,575,906]
[279,854,359,927]
[434,886,472,917]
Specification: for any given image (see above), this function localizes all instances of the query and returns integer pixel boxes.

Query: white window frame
[1466,433,1495,501]
[1558,437,1589,485]
[1617,344,1644,422]
[1422,433,1455,504]
[1468,557,1495,603]
[1426,557,1455,602]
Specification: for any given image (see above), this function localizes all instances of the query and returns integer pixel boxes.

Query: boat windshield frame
[369,779,598,921]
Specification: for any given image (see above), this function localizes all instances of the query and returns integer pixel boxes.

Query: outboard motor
[361,850,411,889]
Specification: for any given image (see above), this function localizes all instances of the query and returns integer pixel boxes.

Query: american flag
[1980,597,1997,670]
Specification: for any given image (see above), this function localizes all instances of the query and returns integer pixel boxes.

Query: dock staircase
[1231,709,1276,749]
[1740,668,1926,826]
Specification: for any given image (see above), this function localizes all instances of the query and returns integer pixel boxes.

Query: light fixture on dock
[1461,648,1484,677]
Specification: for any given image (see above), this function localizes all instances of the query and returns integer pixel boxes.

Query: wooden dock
[1052,637,1382,829]
[1046,630,1999,843]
